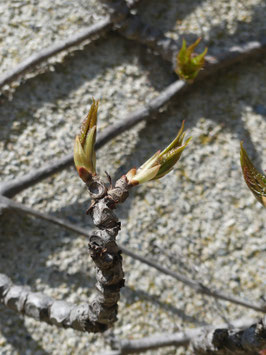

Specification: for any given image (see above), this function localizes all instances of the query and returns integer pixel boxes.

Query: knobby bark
[1,195,265,314]
[0,175,132,332]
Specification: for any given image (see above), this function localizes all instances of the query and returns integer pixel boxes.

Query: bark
[98,318,261,354]
[192,316,266,355]
[0,175,132,332]
[1,194,265,314]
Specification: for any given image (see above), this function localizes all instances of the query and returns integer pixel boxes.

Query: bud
[74,98,98,182]
[240,142,266,207]
[175,38,208,82]
[126,121,191,185]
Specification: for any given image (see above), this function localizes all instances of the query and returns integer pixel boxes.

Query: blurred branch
[107,318,258,354]
[100,0,178,63]
[1,195,265,313]
[100,0,266,68]
[0,18,112,88]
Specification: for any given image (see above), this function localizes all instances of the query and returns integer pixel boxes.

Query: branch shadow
[0,306,49,355]
[0,33,172,145]
[121,286,208,327]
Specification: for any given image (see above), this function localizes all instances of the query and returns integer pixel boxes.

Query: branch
[192,316,266,355]
[109,318,258,354]
[0,0,144,89]
[0,80,185,198]
[0,273,104,332]
[1,38,264,198]
[0,18,112,89]
[0,176,134,332]
[1,195,265,313]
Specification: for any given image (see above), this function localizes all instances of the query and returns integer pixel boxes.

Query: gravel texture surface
[0,0,266,354]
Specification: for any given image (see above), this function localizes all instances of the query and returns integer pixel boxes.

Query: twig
[122,248,266,313]
[109,318,258,354]
[0,175,134,331]
[1,195,265,313]
[1,39,265,198]
[0,18,112,89]
[192,316,266,355]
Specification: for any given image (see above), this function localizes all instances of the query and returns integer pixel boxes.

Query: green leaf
[175,38,208,82]
[79,98,98,146]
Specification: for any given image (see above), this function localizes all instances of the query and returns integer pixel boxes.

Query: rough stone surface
[0,0,265,354]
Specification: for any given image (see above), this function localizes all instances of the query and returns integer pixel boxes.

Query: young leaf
[74,99,99,182]
[240,142,266,207]
[175,38,208,82]
[126,122,191,186]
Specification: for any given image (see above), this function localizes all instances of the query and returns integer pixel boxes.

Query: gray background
[0,0,265,354]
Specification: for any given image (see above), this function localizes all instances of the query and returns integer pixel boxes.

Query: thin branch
[0,80,185,198]
[1,195,265,313]
[0,0,144,89]
[109,318,258,354]
[0,18,112,89]
[192,316,266,355]
[100,0,178,63]
[1,39,265,198]
[122,247,266,313]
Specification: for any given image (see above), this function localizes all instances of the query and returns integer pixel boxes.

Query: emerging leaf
[74,99,99,182]
[240,142,266,207]
[176,38,208,82]
[126,122,191,185]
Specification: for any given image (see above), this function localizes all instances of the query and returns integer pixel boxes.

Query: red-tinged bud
[74,99,99,183]
[126,122,191,186]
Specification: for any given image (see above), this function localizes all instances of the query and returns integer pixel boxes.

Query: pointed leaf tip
[73,99,99,182]
[125,122,191,186]
[240,142,266,207]
[175,38,208,82]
